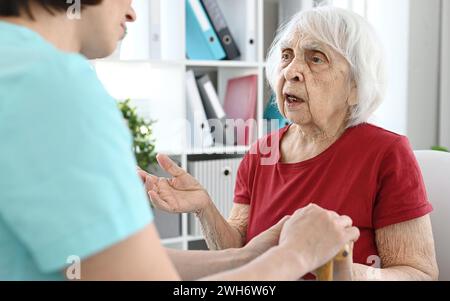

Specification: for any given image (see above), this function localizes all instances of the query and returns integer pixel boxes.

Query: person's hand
[243,216,290,259]
[138,154,213,214]
[278,204,360,275]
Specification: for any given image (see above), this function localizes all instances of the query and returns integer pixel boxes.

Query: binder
[263,94,291,134]
[196,74,227,145]
[244,0,257,62]
[186,70,214,148]
[149,0,161,60]
[200,0,241,60]
[223,75,258,146]
[188,158,242,237]
[160,0,185,60]
[186,0,226,60]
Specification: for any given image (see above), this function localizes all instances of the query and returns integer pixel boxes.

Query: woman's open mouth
[284,94,306,109]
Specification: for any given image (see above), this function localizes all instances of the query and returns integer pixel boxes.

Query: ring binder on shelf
[244,0,257,62]
[149,0,162,60]
[186,0,227,60]
[186,70,214,148]
[200,0,241,60]
[196,74,227,145]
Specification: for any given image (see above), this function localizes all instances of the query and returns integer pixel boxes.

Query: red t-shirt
[234,123,432,266]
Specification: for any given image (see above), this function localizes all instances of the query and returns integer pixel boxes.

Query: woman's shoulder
[347,123,412,156]
[350,123,406,143]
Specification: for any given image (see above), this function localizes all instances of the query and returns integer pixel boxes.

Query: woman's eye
[312,56,323,63]
[281,52,293,62]
[311,56,325,64]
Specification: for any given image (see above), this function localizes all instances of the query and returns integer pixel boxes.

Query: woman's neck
[290,122,346,144]
[280,122,347,164]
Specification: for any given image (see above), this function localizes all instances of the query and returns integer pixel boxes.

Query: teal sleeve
[0,53,153,273]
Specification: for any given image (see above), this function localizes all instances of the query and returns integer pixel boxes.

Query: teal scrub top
[0,21,154,280]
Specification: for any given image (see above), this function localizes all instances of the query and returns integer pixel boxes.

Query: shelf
[185,60,261,68]
[186,235,205,242]
[188,145,250,155]
[94,58,186,67]
[163,145,250,156]
[95,59,265,69]
[161,237,185,245]
[161,236,204,246]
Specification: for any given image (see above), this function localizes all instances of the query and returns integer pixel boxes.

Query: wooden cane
[315,243,351,281]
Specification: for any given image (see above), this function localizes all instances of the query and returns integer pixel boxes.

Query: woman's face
[80,0,136,59]
[275,32,357,131]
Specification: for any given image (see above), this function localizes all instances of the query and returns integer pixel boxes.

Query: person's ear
[347,81,358,106]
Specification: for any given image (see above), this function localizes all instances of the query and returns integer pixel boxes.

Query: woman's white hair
[266,5,386,128]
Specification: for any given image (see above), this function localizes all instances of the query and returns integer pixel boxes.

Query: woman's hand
[138,154,213,214]
[278,204,360,274]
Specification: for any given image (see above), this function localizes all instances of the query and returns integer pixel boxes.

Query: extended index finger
[156,154,186,177]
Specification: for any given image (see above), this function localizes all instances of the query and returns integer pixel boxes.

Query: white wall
[365,0,442,150]
[332,0,444,149]
[440,0,450,148]
[407,0,441,149]
[367,0,410,136]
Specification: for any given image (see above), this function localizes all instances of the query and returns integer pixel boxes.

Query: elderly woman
[144,6,438,280]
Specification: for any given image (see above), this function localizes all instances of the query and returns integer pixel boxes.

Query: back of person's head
[0,0,136,59]
[0,0,102,18]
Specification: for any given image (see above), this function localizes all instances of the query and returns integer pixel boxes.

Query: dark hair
[0,0,103,18]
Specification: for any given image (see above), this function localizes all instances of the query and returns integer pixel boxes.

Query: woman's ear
[347,81,358,106]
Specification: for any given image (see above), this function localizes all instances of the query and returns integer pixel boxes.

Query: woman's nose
[284,61,305,83]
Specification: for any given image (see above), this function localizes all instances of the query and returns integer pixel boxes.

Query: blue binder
[186,0,226,60]
[264,94,291,130]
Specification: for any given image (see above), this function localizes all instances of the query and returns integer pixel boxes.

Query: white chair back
[414,150,450,281]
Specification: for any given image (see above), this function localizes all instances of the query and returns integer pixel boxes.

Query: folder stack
[186,70,214,148]
[186,0,226,60]
[186,0,243,61]
[185,71,259,149]
[200,0,241,60]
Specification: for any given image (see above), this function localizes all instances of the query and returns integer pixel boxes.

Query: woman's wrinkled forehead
[279,31,328,52]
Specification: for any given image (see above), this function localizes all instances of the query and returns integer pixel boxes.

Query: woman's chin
[285,110,311,125]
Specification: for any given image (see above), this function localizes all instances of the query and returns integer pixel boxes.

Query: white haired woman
[142,6,439,280]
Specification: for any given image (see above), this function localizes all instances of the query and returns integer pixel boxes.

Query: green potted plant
[118,99,181,239]
[431,146,449,152]
[118,99,157,171]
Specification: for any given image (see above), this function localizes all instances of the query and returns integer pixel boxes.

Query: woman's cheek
[307,100,329,125]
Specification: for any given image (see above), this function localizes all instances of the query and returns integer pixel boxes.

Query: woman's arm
[73,205,359,281]
[166,246,248,280]
[203,205,360,281]
[167,216,284,280]
[197,203,249,250]
[352,215,439,281]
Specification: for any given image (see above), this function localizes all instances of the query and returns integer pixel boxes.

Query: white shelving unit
[93,0,316,250]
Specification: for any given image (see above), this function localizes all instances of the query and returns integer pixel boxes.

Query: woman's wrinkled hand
[138,154,213,214]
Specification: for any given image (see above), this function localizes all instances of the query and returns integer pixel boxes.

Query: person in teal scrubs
[0,0,359,280]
